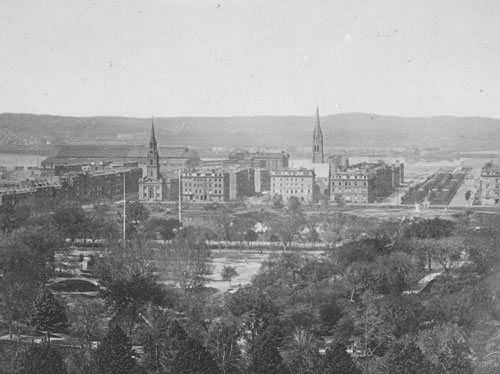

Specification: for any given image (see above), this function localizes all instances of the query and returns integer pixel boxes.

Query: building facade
[329,160,403,204]
[312,106,324,164]
[254,168,271,193]
[479,162,500,206]
[60,167,142,201]
[139,122,166,201]
[229,168,255,200]
[182,171,230,202]
[270,168,315,202]
[0,183,61,205]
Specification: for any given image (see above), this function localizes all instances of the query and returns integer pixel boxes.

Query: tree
[31,289,68,343]
[221,266,239,286]
[284,327,322,374]
[18,344,67,374]
[163,227,214,291]
[404,218,454,240]
[272,194,284,209]
[248,332,290,374]
[94,325,139,374]
[415,237,463,273]
[286,196,302,213]
[269,210,305,251]
[319,300,344,331]
[53,205,86,245]
[126,201,150,225]
[173,334,221,374]
[0,236,46,341]
[69,299,106,350]
[13,221,64,284]
[100,272,171,336]
[417,322,473,374]
[384,340,433,374]
[319,343,361,374]
[207,315,243,374]
[142,217,181,242]
[213,205,235,248]
[0,202,31,233]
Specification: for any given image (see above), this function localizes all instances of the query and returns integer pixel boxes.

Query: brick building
[0,183,61,205]
[60,167,142,201]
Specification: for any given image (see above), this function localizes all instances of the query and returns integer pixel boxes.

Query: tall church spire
[312,106,324,163]
[149,116,157,152]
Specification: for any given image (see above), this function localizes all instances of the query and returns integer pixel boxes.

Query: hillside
[1,112,499,152]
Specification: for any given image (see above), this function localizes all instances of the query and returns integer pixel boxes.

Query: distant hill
[0,112,499,152]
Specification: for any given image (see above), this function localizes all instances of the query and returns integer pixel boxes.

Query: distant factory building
[41,143,200,175]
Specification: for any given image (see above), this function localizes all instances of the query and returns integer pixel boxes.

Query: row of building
[1,111,404,206]
[0,165,142,205]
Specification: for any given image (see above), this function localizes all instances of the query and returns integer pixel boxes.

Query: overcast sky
[1,0,499,118]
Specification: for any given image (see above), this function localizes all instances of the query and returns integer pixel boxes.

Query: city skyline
[1,0,500,118]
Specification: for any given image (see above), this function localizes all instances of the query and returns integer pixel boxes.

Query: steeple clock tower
[312,106,324,163]
[139,117,165,201]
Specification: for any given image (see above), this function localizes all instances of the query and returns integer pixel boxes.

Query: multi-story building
[228,151,289,170]
[254,168,271,193]
[181,171,230,202]
[60,167,142,201]
[229,168,255,200]
[479,162,500,206]
[0,183,61,205]
[329,160,403,204]
[270,168,315,202]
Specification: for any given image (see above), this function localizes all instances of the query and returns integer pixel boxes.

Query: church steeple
[146,116,160,180]
[149,117,158,153]
[312,106,324,163]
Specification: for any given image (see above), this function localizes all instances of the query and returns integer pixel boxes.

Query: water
[0,153,44,168]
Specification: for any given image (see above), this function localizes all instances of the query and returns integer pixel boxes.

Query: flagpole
[123,171,126,249]
[178,165,182,223]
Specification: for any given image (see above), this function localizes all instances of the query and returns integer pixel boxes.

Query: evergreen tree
[94,325,139,374]
[248,333,289,374]
[173,337,221,374]
[18,344,66,374]
[319,343,361,374]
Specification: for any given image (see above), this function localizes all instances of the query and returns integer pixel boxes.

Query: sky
[1,0,500,118]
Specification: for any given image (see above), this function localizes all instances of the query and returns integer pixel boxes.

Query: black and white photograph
[1,0,500,373]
